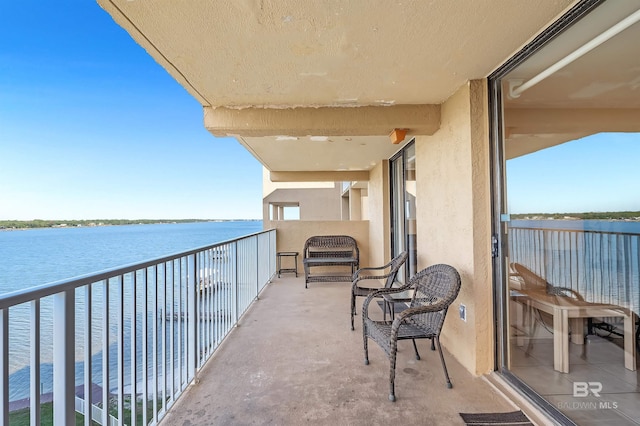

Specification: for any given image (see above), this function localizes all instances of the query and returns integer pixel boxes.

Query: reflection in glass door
[493,2,640,423]
[390,142,417,283]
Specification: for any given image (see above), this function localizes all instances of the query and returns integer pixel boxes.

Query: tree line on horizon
[511,211,640,221]
[0,218,260,229]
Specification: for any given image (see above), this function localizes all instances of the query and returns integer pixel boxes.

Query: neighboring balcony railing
[0,229,276,425]
[508,219,640,314]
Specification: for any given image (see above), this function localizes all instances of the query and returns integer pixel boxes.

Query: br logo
[573,382,602,397]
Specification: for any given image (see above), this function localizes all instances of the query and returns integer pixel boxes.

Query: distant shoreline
[511,211,640,222]
[0,218,261,231]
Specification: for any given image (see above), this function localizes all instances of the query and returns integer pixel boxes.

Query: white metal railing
[0,229,276,425]
[508,220,640,314]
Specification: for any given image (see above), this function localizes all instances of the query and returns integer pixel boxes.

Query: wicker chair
[362,264,461,402]
[350,251,408,330]
[511,262,583,299]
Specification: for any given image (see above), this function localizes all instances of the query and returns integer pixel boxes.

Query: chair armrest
[352,257,396,280]
[390,301,451,335]
[353,269,393,283]
[548,285,584,301]
[354,263,391,274]
[352,273,395,295]
[352,273,392,288]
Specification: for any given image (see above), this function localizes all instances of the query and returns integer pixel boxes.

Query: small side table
[382,289,413,320]
[277,251,299,278]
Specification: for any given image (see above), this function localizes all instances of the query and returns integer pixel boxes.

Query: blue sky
[506,132,640,214]
[2,4,639,221]
[0,1,263,220]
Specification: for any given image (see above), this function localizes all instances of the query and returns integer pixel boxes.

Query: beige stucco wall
[262,168,337,197]
[262,167,344,221]
[265,220,370,272]
[366,161,390,268]
[415,80,492,375]
[263,186,343,221]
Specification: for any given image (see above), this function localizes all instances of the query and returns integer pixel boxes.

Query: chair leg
[383,300,388,321]
[431,337,435,351]
[389,341,398,402]
[351,293,356,330]
[434,336,453,389]
[411,339,421,360]
[364,334,369,365]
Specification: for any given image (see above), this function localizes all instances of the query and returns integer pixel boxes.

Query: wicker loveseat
[302,235,359,288]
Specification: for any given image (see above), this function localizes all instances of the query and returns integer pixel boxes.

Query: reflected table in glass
[513,288,636,373]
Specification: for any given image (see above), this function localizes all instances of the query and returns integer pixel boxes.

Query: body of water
[0,220,263,401]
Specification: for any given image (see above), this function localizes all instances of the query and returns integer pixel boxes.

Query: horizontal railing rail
[0,229,276,425]
[508,220,640,315]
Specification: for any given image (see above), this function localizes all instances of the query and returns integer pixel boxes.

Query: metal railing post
[0,309,8,426]
[130,273,137,426]
[187,254,197,381]
[83,286,92,426]
[102,280,110,426]
[272,230,275,281]
[117,275,124,425]
[31,299,41,425]
[142,269,149,426]
[235,241,239,324]
[53,289,75,426]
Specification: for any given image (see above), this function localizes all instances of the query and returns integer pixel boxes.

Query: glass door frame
[390,139,417,284]
[488,1,603,424]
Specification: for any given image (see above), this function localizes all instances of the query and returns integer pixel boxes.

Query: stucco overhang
[269,171,370,183]
[97,0,587,174]
[204,104,439,172]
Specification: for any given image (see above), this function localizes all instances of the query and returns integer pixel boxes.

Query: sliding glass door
[390,141,417,283]
[491,1,640,423]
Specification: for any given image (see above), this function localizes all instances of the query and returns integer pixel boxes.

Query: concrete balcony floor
[162,275,517,425]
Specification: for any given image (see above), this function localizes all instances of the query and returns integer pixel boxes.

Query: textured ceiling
[99,0,576,109]
[102,0,640,173]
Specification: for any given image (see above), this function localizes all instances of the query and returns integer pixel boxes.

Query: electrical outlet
[459,304,467,322]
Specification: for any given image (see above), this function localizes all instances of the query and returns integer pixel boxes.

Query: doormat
[459,410,533,426]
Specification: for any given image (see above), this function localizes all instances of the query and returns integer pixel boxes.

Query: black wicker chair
[350,251,408,330]
[362,264,461,401]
